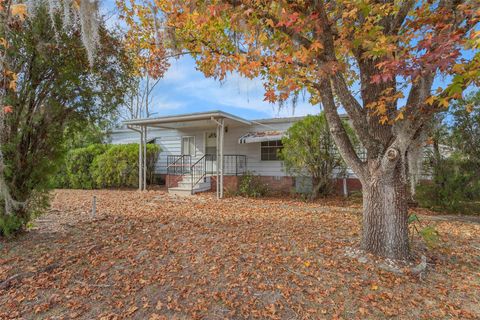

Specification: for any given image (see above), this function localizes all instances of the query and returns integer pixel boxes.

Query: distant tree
[416,92,480,213]
[280,113,355,199]
[0,4,132,235]
[450,92,480,160]
[117,2,170,120]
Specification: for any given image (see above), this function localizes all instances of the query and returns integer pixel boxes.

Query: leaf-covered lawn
[1,190,479,319]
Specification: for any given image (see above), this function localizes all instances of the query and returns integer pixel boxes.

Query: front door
[205,132,217,174]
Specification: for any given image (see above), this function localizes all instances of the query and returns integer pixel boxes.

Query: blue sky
[143,57,320,119]
[101,0,320,120]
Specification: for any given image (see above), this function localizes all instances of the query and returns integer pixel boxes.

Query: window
[182,136,195,156]
[261,140,283,161]
[205,132,217,155]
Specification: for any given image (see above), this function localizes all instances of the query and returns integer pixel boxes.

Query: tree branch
[390,0,416,34]
[316,79,367,182]
[330,74,380,153]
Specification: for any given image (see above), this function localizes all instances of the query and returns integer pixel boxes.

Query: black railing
[167,154,247,190]
[166,155,191,176]
[223,155,247,176]
[190,154,213,190]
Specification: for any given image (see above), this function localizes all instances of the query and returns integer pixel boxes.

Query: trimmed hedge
[55,144,160,189]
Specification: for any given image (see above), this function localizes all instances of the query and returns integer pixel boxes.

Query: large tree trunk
[361,167,410,260]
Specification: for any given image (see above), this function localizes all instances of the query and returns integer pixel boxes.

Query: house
[108,110,362,197]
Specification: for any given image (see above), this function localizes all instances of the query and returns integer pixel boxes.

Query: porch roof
[123,110,252,129]
[113,137,156,145]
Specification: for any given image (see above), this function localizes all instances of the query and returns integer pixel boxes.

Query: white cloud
[156,57,319,118]
[149,95,186,114]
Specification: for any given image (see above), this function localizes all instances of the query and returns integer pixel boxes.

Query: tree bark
[361,166,410,260]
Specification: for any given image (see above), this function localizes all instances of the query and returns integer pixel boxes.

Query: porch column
[211,117,225,199]
[143,126,147,191]
[219,118,225,199]
[216,124,220,199]
[138,127,143,191]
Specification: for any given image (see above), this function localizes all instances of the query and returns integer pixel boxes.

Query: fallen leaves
[0,189,479,319]
[10,4,27,19]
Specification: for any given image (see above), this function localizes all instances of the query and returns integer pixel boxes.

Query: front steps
[168,175,211,196]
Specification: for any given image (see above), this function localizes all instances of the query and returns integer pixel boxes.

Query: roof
[123,110,252,127]
[110,137,156,145]
[120,110,349,131]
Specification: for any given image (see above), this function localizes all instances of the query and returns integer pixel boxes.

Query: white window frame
[181,136,196,156]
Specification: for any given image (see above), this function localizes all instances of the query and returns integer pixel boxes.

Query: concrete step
[177,181,210,189]
[168,184,211,196]
[168,187,193,196]
[180,176,211,184]
[191,184,211,194]
[168,176,211,196]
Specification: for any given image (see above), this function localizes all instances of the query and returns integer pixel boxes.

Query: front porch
[165,154,247,196]
[124,111,253,199]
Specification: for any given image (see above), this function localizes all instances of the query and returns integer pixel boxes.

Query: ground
[1,190,479,320]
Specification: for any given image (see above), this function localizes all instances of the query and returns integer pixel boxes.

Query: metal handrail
[166,155,191,188]
[191,155,208,191]
[166,154,247,190]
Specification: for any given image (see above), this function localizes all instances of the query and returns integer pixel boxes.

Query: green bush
[416,156,480,214]
[53,143,160,189]
[0,214,24,237]
[238,172,268,198]
[91,144,159,188]
[65,144,108,189]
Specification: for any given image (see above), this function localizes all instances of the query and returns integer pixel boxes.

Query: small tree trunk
[361,169,410,260]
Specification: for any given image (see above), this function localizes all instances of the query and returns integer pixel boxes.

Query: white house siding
[108,118,300,177]
[109,127,182,174]
[221,125,286,177]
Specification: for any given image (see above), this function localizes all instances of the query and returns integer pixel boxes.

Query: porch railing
[166,155,191,176]
[166,154,247,177]
[223,155,247,176]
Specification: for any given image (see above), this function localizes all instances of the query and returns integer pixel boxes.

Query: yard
[1,189,479,319]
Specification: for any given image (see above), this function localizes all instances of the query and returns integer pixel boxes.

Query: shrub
[238,172,268,198]
[65,144,108,189]
[280,112,356,199]
[416,156,480,214]
[0,214,24,237]
[53,143,160,189]
[0,191,49,237]
[91,144,159,188]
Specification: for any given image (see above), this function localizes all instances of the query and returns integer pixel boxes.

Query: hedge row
[55,144,160,189]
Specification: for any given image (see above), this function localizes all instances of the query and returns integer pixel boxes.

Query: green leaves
[280,112,356,199]
[408,214,419,224]
[408,213,441,249]
[419,226,440,249]
[55,144,160,189]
